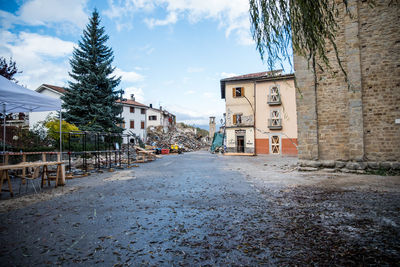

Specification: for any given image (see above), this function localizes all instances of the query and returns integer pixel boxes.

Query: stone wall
[295,0,400,169]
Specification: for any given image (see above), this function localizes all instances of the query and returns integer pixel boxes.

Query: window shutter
[233,114,237,124]
[242,87,245,97]
[232,88,236,97]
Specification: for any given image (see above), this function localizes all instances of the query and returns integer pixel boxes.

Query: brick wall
[359,1,400,161]
[255,138,269,154]
[295,0,400,163]
[282,138,298,155]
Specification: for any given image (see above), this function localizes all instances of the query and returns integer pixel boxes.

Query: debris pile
[147,124,209,152]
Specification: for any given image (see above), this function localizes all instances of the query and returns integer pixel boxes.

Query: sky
[0,0,291,129]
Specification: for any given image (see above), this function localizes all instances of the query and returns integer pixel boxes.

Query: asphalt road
[1,151,399,266]
[0,151,277,266]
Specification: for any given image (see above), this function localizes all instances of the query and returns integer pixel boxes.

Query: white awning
[0,75,61,112]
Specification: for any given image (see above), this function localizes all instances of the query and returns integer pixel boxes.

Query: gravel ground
[0,151,399,266]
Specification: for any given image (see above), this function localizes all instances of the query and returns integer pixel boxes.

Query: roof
[117,99,148,108]
[220,71,294,99]
[39,84,67,94]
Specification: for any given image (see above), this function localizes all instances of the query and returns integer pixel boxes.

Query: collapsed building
[147,124,209,152]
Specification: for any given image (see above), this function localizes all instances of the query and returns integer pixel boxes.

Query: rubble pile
[147,125,209,152]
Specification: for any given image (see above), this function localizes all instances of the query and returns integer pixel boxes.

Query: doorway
[270,135,281,154]
[236,136,245,153]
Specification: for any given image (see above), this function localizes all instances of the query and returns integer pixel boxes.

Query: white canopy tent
[0,75,62,158]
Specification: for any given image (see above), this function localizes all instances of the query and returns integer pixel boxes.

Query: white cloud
[0,31,75,89]
[184,90,195,95]
[137,44,155,55]
[104,0,154,19]
[220,72,237,78]
[0,0,88,30]
[114,68,144,83]
[144,11,178,28]
[123,87,145,103]
[187,67,204,73]
[104,0,254,45]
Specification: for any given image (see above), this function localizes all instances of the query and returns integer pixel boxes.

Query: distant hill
[194,124,209,131]
[176,123,209,138]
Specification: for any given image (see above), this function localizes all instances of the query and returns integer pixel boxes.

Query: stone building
[209,117,216,140]
[295,0,400,169]
[220,71,297,155]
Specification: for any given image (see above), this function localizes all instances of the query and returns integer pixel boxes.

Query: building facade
[295,0,400,168]
[117,95,148,142]
[147,104,176,133]
[29,84,65,128]
[220,71,297,155]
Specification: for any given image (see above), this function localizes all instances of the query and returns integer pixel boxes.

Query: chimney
[160,106,162,110]
[150,104,153,108]
[130,94,135,101]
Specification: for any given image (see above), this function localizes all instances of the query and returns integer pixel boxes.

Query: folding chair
[19,166,41,194]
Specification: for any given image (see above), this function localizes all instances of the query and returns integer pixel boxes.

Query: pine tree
[0,57,21,82]
[62,10,123,133]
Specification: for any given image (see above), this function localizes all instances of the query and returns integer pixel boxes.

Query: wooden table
[0,161,65,197]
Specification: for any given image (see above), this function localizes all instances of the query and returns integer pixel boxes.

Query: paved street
[0,151,399,266]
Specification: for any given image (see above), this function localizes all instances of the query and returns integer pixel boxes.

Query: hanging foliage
[249,0,355,76]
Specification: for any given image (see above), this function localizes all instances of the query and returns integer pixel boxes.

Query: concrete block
[298,167,319,172]
[335,161,346,168]
[391,162,400,170]
[367,161,379,169]
[321,160,335,168]
[380,162,392,170]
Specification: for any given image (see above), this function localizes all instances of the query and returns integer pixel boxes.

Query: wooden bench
[0,161,65,197]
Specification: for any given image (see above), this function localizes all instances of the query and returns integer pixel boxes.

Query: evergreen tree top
[62,9,123,133]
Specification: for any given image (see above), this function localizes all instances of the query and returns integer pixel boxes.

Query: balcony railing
[267,95,281,105]
[268,119,282,130]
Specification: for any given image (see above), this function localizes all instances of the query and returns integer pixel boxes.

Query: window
[233,114,242,125]
[119,121,125,129]
[130,107,135,113]
[141,121,145,129]
[149,115,157,121]
[268,86,281,105]
[141,108,145,114]
[268,110,282,129]
[130,120,134,129]
[232,87,244,98]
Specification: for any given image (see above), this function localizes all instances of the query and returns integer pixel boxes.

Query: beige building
[220,71,297,155]
[295,0,400,169]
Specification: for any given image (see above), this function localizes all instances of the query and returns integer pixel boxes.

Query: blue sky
[0,0,291,128]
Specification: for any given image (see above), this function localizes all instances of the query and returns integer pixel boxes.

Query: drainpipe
[253,81,256,156]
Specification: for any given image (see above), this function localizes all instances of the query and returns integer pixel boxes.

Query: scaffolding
[61,131,138,174]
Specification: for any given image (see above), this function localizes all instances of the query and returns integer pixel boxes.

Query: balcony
[267,94,281,105]
[268,118,282,130]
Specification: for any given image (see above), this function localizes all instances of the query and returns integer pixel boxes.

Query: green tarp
[210,132,224,152]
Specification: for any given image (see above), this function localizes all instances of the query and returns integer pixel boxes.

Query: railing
[268,119,282,130]
[267,95,281,105]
